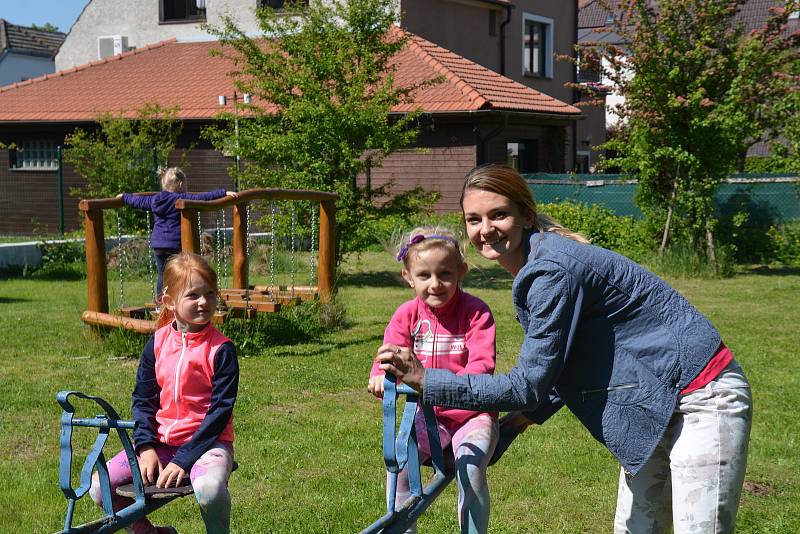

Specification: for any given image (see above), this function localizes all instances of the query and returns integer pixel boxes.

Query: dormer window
[160,0,206,24]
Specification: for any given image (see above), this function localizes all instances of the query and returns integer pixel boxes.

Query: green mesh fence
[524,173,800,225]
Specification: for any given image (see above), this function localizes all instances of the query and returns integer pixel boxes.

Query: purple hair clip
[396,234,458,262]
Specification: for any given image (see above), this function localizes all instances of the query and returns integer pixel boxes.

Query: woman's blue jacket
[422,231,721,475]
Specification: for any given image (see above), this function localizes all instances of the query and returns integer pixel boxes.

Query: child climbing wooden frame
[79,187,337,334]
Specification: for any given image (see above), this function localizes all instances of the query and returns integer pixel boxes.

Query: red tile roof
[0,29,579,123]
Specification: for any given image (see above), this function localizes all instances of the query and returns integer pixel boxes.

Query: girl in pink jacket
[369,227,499,534]
[90,253,238,534]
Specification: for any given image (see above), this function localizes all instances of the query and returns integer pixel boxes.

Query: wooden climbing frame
[80,187,337,334]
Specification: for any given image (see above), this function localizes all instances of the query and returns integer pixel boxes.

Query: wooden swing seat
[117,306,150,319]
[115,462,238,501]
[116,481,194,500]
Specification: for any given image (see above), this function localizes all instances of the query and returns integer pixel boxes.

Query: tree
[204,0,440,256]
[64,103,183,231]
[583,0,800,259]
[30,23,60,33]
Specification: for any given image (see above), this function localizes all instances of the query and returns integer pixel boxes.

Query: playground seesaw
[361,375,524,534]
[55,391,238,534]
[55,379,522,533]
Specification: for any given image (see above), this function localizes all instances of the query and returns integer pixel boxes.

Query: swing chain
[215,213,222,284]
[290,202,296,296]
[270,201,276,291]
[310,203,317,287]
[245,204,251,306]
[221,209,228,288]
[146,211,156,306]
[197,212,203,254]
[116,210,126,308]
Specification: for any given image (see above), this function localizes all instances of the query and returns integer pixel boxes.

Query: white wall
[0,52,55,86]
[55,0,265,70]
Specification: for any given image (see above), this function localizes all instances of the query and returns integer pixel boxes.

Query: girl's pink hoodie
[371,290,497,432]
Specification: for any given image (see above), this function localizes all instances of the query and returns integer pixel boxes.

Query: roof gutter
[389,109,582,121]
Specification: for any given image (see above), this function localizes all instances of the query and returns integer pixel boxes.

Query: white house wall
[0,52,56,86]
[55,0,264,70]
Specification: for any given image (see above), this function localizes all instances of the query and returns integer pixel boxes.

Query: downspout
[477,113,509,164]
[499,5,513,76]
[572,0,579,172]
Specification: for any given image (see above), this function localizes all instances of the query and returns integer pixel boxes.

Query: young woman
[377,164,752,533]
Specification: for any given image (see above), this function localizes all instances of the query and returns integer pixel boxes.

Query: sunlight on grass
[0,253,797,532]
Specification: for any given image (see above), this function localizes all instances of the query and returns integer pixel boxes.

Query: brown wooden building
[0,31,580,235]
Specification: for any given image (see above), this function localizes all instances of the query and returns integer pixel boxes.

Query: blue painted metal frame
[55,391,185,534]
[361,375,455,534]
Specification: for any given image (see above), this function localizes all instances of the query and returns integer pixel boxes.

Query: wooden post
[318,200,336,303]
[180,209,200,254]
[85,208,108,313]
[232,203,248,289]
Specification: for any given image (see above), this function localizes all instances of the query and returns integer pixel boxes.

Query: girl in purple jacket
[117,167,237,301]
[368,226,499,534]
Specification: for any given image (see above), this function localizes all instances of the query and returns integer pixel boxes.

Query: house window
[259,0,309,9]
[790,11,800,20]
[523,14,553,78]
[159,0,206,23]
[507,141,539,173]
[10,141,59,170]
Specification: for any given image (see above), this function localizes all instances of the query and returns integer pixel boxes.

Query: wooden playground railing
[79,188,337,334]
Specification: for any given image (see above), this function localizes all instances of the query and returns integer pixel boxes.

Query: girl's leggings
[613,359,753,534]
[390,412,499,534]
[89,441,234,534]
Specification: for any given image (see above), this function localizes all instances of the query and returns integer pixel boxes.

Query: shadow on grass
[338,264,514,290]
[339,270,403,288]
[464,264,514,290]
[266,332,385,358]
[0,266,85,281]
[0,296,32,304]
[742,265,800,277]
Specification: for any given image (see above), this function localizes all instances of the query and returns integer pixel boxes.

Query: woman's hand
[368,374,385,397]
[499,411,535,434]
[156,462,187,488]
[376,343,425,393]
[116,193,124,199]
[137,446,162,486]
[226,191,238,199]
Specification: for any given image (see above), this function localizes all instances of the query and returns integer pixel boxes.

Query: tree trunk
[706,222,717,264]
[659,174,679,255]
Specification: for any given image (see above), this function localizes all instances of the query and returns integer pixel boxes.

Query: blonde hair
[156,252,218,329]
[396,226,466,270]
[460,164,589,243]
[160,167,186,193]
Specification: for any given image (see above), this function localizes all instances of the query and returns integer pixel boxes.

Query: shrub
[219,299,346,356]
[766,222,800,265]
[539,201,653,260]
[640,241,735,279]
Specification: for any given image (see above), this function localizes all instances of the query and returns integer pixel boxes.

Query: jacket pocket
[581,383,640,404]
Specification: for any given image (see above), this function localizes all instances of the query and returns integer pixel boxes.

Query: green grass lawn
[1,254,798,532]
